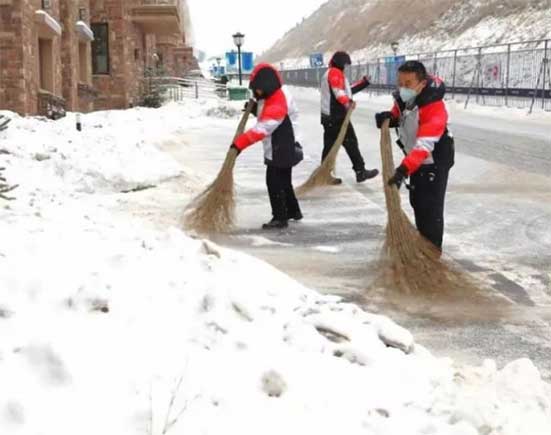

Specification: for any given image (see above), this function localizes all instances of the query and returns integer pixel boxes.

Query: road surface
[122,89,551,379]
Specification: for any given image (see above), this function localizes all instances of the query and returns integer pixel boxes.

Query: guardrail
[153,77,229,101]
[281,39,551,112]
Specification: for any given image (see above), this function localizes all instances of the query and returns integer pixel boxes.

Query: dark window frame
[91,22,110,75]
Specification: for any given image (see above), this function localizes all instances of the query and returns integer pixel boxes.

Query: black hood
[249,63,282,99]
[329,51,352,71]
[416,76,446,106]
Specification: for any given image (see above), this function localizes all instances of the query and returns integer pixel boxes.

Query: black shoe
[262,219,289,230]
[356,168,379,183]
[289,211,303,221]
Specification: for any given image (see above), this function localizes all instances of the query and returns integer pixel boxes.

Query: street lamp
[232,32,245,85]
[391,41,399,57]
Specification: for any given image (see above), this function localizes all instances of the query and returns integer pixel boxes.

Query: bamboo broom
[377,120,482,295]
[182,99,254,234]
[296,107,354,196]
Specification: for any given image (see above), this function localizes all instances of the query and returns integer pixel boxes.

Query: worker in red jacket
[376,60,455,250]
[232,63,303,230]
[321,51,379,184]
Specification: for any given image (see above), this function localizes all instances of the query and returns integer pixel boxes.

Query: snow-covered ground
[1,99,551,435]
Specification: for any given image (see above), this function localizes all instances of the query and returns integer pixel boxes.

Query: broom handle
[233,98,255,143]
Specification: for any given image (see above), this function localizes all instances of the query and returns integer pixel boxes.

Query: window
[38,38,54,92]
[91,23,109,75]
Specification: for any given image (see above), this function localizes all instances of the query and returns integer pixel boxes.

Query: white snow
[277,3,551,68]
[1,97,551,435]
[241,235,293,247]
[312,245,341,254]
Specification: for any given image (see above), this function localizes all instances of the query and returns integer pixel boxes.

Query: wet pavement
[134,92,551,378]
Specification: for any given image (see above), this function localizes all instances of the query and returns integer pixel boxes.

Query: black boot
[284,187,303,221]
[265,189,288,230]
[356,168,379,183]
[289,211,303,221]
[262,218,289,229]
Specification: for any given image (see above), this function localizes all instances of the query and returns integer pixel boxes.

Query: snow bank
[1,99,550,435]
[0,98,241,194]
[1,212,550,435]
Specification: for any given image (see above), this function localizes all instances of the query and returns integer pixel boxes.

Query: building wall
[60,0,94,112]
[90,0,126,110]
[60,0,79,111]
[0,0,64,116]
[0,0,26,114]
[0,0,196,115]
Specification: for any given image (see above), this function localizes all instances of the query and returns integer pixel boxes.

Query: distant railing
[154,77,228,101]
[281,39,551,112]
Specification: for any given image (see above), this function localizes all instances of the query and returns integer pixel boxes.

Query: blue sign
[309,53,324,68]
[225,51,255,74]
[241,52,254,73]
[385,55,406,85]
[211,65,226,77]
[226,51,238,70]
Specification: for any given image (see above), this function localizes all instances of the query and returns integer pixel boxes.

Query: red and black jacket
[321,52,369,123]
[389,76,454,174]
[234,64,299,169]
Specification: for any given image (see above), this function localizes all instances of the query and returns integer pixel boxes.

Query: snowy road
[153,90,551,379]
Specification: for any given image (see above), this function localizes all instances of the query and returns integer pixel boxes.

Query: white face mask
[399,87,417,103]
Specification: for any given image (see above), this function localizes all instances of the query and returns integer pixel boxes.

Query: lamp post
[391,41,399,58]
[232,32,245,85]
[215,57,222,77]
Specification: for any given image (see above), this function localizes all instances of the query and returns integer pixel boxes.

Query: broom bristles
[296,108,354,196]
[377,120,482,295]
[182,99,254,234]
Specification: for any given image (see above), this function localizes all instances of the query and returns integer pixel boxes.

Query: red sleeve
[390,102,400,118]
[328,68,351,106]
[401,101,448,174]
[402,149,430,174]
[234,90,287,151]
[417,101,447,139]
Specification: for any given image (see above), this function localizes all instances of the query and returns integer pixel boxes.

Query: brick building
[0,0,195,116]
[90,0,195,110]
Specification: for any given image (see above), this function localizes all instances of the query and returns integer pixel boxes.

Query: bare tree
[0,116,17,201]
[0,115,10,132]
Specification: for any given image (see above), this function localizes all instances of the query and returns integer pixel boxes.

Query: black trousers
[409,163,450,250]
[266,166,302,221]
[322,119,365,172]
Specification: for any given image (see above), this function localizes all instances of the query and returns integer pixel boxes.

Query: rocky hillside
[260,0,551,66]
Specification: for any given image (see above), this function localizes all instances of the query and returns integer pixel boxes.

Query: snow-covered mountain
[260,0,551,67]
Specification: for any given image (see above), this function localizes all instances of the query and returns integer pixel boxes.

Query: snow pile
[1,100,551,435]
[0,98,241,194]
[1,212,550,435]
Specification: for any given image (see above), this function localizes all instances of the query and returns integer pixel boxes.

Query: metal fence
[154,77,228,101]
[281,39,551,112]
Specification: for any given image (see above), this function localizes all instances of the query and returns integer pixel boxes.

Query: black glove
[230,143,241,155]
[375,111,396,129]
[243,100,257,116]
[362,76,371,86]
[388,165,408,189]
[0,115,11,132]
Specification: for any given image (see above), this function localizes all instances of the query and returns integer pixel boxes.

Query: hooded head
[329,51,352,71]
[249,63,283,100]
